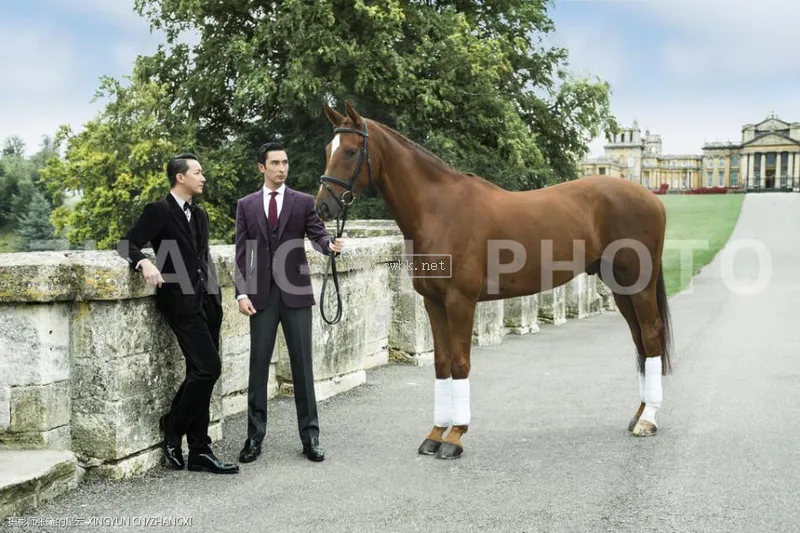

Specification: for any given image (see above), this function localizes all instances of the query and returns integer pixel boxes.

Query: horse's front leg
[435,291,476,460]
[418,297,452,456]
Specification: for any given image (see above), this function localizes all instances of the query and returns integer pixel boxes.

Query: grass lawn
[659,194,745,296]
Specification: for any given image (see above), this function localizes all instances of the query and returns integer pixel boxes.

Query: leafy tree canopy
[42,0,617,249]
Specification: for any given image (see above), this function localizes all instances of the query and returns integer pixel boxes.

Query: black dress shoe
[238,439,262,463]
[302,437,325,462]
[187,451,240,474]
[159,414,184,470]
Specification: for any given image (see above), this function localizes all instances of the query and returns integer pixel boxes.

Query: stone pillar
[776,152,782,188]
[538,286,566,325]
[760,152,766,188]
[565,274,589,319]
[585,275,604,316]
[748,153,755,188]
[596,278,618,312]
[472,301,506,346]
[503,295,540,335]
[795,151,800,190]
[744,154,748,187]
[0,300,71,450]
[387,263,433,366]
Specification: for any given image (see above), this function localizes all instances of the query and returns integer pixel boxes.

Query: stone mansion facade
[581,113,800,192]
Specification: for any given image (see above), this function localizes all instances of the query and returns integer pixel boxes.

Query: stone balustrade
[0,225,617,482]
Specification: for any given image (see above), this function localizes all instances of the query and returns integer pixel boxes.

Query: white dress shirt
[171,191,193,222]
[263,183,286,219]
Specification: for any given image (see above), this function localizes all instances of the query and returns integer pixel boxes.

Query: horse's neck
[375,127,453,239]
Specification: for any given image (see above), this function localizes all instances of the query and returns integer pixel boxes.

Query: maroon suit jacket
[234,186,331,309]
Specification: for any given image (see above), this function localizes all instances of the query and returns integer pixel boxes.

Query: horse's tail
[636,265,672,376]
[655,266,672,375]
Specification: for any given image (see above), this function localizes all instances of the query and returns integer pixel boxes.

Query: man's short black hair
[257,142,285,165]
[167,153,199,186]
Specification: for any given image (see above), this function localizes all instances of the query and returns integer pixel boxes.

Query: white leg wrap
[434,378,453,427]
[638,369,646,402]
[452,378,471,426]
[640,357,662,424]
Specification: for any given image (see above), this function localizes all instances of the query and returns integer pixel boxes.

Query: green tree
[46,0,617,248]
[0,135,63,229]
[2,136,26,157]
[41,77,200,249]
[15,190,57,252]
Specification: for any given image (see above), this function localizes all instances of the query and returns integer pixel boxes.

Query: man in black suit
[117,153,239,474]
[234,142,345,464]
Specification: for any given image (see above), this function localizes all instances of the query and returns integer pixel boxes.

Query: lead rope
[320,211,347,325]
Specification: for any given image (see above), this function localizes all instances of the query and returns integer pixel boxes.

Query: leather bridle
[317,121,373,325]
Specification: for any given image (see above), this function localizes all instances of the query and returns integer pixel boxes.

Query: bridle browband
[317,120,374,325]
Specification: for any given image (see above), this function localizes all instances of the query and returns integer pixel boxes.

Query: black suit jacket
[117,193,222,316]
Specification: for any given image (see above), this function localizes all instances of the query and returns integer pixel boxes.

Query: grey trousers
[246,282,319,445]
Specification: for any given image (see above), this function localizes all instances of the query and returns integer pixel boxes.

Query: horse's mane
[340,116,494,185]
[372,121,456,172]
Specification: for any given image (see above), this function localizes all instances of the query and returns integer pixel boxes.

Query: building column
[776,153,782,188]
[760,152,766,189]
[795,151,800,190]
[748,153,755,188]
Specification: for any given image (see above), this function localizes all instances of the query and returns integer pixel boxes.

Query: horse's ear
[324,104,346,127]
[344,101,363,128]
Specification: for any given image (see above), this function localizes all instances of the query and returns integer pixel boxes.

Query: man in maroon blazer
[234,142,345,464]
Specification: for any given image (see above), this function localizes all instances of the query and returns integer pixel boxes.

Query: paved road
[9,193,800,532]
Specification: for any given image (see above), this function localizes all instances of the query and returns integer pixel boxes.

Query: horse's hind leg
[629,280,666,437]
[611,293,648,431]
[418,297,452,456]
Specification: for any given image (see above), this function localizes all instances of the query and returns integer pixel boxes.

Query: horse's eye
[346,149,358,158]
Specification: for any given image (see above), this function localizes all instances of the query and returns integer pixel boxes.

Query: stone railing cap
[0,237,406,303]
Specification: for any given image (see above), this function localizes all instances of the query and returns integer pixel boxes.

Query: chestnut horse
[315,102,673,459]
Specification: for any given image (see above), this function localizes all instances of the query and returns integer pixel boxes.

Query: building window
[718,158,725,168]
[706,158,714,168]
[599,167,606,175]
[731,155,740,168]
[730,171,739,187]
[706,171,713,187]
[718,173,725,187]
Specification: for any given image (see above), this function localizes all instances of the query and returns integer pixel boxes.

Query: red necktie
[268,191,278,228]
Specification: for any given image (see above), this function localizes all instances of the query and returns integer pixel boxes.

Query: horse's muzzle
[316,202,333,221]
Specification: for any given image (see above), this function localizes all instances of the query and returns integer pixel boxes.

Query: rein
[318,121,373,325]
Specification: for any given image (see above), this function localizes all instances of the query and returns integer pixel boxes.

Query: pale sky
[2,0,799,158]
[547,0,800,156]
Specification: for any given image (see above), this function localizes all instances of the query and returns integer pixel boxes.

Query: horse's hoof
[435,442,463,460]
[632,419,658,437]
[627,416,639,432]
[418,438,442,455]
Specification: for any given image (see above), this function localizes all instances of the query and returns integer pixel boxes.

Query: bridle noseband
[317,120,373,325]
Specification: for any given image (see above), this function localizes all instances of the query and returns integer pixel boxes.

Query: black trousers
[247,281,319,445]
[163,292,223,453]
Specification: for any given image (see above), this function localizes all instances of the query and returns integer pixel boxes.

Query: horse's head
[315,101,374,222]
